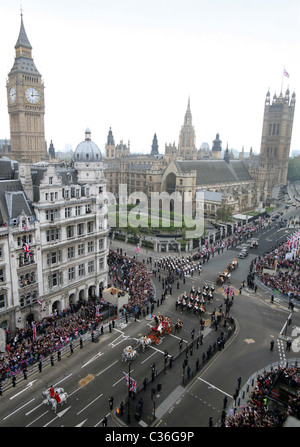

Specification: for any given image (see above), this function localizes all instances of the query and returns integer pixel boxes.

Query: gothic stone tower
[177,98,197,160]
[7,13,46,163]
[256,89,295,203]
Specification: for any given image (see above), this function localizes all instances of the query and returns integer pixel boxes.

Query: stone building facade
[0,130,109,331]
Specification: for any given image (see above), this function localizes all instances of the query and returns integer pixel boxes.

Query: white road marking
[77,393,103,415]
[3,398,35,420]
[96,360,118,376]
[198,378,232,398]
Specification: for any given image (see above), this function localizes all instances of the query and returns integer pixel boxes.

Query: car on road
[239,250,248,259]
[240,244,250,254]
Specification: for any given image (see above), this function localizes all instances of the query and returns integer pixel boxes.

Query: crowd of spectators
[255,234,300,300]
[0,250,155,383]
[107,250,155,313]
[0,301,103,381]
[226,365,300,427]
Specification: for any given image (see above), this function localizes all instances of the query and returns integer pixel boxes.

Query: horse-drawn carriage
[122,345,137,362]
[147,316,172,345]
[216,258,238,284]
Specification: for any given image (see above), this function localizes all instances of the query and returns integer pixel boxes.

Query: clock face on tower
[25,87,40,104]
[9,87,16,103]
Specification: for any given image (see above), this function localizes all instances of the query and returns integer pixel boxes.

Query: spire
[224,143,230,164]
[15,11,32,51]
[107,127,115,145]
[151,133,159,156]
[184,97,192,125]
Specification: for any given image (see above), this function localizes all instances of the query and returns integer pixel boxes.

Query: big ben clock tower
[7,12,46,163]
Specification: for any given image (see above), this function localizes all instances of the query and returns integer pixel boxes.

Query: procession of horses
[175,283,215,316]
[42,387,68,413]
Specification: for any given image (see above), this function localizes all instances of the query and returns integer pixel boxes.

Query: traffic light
[157,383,162,392]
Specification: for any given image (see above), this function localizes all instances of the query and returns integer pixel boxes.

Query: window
[47,250,61,265]
[77,223,84,236]
[46,209,58,222]
[99,239,104,250]
[78,244,84,256]
[269,124,272,136]
[88,260,94,273]
[0,293,6,309]
[85,204,91,214]
[99,257,104,270]
[48,272,62,288]
[46,228,60,242]
[87,221,93,233]
[67,225,74,238]
[68,267,75,281]
[67,246,75,259]
[75,206,81,216]
[65,207,71,218]
[0,268,4,282]
[276,124,280,135]
[78,264,85,277]
[88,241,94,253]
[49,177,53,185]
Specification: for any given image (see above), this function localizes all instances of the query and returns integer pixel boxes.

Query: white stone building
[0,129,109,332]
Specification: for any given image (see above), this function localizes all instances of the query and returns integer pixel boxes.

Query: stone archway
[79,289,86,302]
[52,300,61,315]
[69,293,76,305]
[26,312,35,324]
[88,285,96,300]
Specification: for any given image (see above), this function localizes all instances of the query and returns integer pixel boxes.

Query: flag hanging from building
[23,242,31,258]
[37,299,43,312]
[284,68,290,78]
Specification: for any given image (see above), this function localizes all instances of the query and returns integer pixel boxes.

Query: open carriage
[147,316,172,344]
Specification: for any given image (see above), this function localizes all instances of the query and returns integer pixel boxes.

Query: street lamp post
[126,358,133,424]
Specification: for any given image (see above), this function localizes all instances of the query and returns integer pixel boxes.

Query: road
[0,202,299,429]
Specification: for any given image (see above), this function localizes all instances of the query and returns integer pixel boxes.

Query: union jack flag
[124,372,137,392]
[284,69,289,78]
[23,243,31,258]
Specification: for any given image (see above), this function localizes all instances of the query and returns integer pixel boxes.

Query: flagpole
[281,66,284,93]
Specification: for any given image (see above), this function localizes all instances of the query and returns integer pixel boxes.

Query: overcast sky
[1,0,299,156]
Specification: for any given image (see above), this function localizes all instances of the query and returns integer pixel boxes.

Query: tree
[288,156,300,182]
[216,202,233,223]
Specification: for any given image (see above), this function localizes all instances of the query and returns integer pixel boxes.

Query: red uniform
[49,387,55,398]
[54,393,61,403]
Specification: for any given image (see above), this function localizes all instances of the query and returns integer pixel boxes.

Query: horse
[50,392,68,413]
[187,302,193,312]
[137,336,151,352]
[42,387,65,404]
